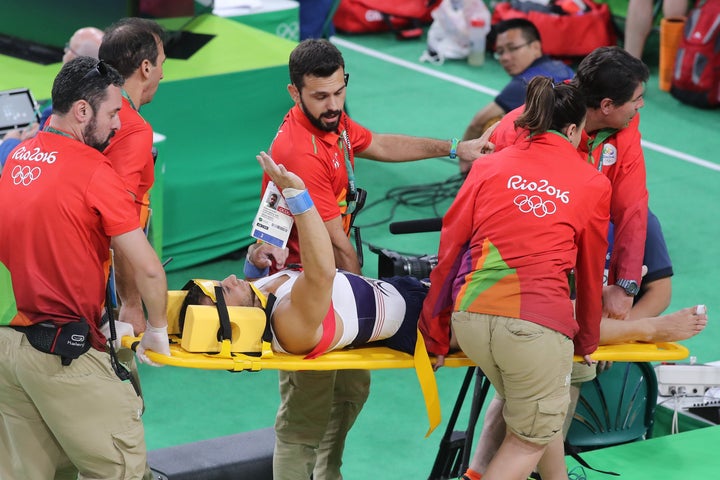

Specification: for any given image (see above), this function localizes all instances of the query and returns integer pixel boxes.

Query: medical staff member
[259,38,491,480]
[421,76,611,480]
[0,57,170,479]
[101,17,166,335]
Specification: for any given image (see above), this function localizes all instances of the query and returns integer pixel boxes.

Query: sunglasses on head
[81,60,109,81]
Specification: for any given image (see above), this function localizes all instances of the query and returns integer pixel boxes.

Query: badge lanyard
[339,126,365,266]
[121,89,138,111]
[339,127,358,215]
[586,128,617,171]
[44,126,77,141]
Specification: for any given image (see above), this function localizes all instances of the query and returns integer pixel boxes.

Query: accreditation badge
[250,181,293,248]
[601,144,618,166]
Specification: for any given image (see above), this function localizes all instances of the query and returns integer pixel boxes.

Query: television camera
[371,217,442,280]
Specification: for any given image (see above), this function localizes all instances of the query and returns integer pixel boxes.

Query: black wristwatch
[615,278,640,296]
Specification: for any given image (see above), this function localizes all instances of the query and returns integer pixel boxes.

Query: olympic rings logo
[513,194,557,218]
[276,22,299,41]
[11,165,41,186]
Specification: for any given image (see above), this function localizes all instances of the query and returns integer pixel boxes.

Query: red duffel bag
[491,1,617,57]
[334,0,439,39]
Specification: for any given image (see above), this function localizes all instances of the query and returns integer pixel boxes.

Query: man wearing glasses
[0,56,170,480]
[63,26,104,64]
[462,18,574,141]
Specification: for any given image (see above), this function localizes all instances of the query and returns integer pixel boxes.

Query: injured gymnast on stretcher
[181,151,433,358]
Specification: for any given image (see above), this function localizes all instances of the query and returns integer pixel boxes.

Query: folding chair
[566,361,658,452]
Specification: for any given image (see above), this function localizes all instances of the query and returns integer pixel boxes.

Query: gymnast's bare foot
[649,306,708,342]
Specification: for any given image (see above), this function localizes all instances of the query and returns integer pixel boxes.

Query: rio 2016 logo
[11,145,58,164]
[506,174,569,203]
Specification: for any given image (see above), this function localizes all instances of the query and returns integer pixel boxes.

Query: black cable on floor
[354,171,465,230]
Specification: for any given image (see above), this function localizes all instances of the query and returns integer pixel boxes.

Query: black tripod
[428,367,492,480]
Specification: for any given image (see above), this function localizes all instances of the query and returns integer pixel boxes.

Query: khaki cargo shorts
[452,311,573,445]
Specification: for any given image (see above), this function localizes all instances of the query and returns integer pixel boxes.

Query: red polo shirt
[0,131,139,350]
[265,105,373,267]
[104,96,155,227]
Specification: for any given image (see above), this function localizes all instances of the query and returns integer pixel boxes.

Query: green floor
[2,11,719,478]
[565,425,720,479]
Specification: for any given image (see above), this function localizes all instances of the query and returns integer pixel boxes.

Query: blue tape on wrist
[243,260,269,279]
[449,138,459,159]
[285,189,314,215]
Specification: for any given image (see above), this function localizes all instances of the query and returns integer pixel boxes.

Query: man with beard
[99,17,166,336]
[257,38,490,480]
[0,56,170,480]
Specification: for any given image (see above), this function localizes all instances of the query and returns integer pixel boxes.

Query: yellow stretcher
[121,335,688,370]
[121,334,689,435]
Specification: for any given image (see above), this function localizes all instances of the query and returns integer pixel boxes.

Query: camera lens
[402,255,437,280]
[376,248,438,280]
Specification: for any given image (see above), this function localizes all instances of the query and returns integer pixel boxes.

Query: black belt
[13,319,91,366]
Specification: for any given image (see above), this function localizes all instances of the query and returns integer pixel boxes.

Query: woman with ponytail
[420,77,612,480]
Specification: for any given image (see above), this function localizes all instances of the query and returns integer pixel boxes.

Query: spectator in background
[0,26,104,173]
[462,18,574,141]
[625,0,689,59]
[62,26,105,64]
